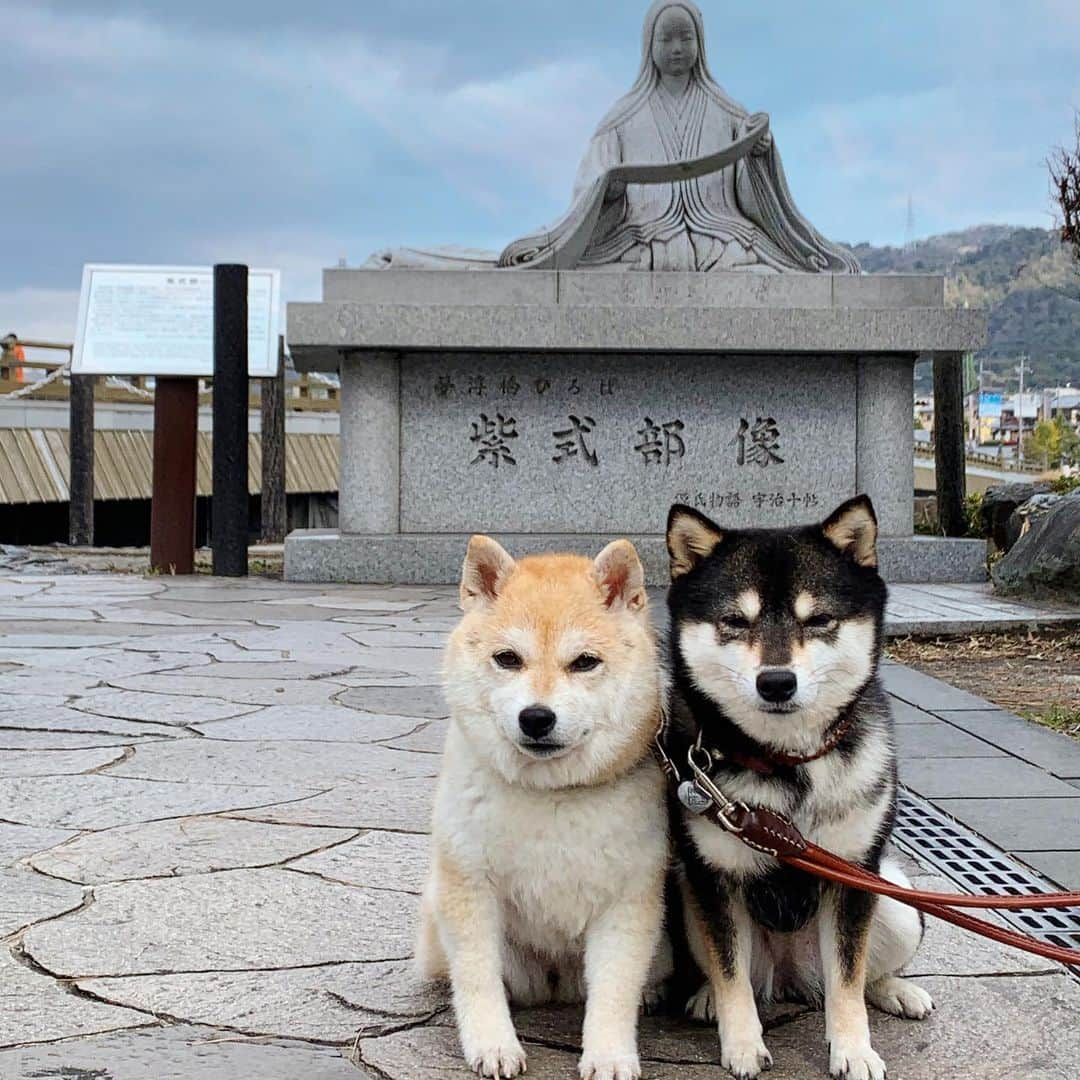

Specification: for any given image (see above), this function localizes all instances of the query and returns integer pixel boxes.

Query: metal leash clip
[682,738,748,834]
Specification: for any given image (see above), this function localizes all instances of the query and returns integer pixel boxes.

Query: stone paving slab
[899,756,1080,798]
[0,950,150,1049]
[894,721,1007,758]
[1016,850,1080,889]
[28,816,355,884]
[0,773,322,830]
[23,867,417,976]
[932,709,1080,779]
[933,797,1080,866]
[78,961,445,1044]
[884,582,1080,636]
[0,1024,364,1078]
[0,572,1076,1079]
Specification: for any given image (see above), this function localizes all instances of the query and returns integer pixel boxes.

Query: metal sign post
[150,378,198,573]
[72,263,280,575]
[68,374,95,546]
[212,265,250,577]
[260,336,286,543]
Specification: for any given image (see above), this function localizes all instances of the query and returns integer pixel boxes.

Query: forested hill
[849,225,1079,390]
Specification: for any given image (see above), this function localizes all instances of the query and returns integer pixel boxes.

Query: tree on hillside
[1023,415,1080,469]
[1050,115,1080,285]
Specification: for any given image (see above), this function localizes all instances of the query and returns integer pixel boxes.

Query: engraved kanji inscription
[470,413,518,468]
[553,415,598,466]
[734,417,783,467]
[635,417,686,466]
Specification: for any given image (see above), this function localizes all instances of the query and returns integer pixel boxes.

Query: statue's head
[650,3,700,79]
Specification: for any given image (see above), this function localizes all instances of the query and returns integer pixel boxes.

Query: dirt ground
[886,628,1080,738]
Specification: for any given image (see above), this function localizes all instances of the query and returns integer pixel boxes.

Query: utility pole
[1016,354,1027,467]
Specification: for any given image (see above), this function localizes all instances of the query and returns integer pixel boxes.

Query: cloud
[0,288,81,346]
[4,0,1080,341]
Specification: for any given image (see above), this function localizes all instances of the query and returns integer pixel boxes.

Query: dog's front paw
[829,1038,885,1080]
[720,1036,772,1079]
[867,975,934,1020]
[685,982,715,1023]
[578,1050,641,1080]
[465,1037,528,1078]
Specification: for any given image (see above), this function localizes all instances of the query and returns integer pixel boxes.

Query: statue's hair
[594,0,748,135]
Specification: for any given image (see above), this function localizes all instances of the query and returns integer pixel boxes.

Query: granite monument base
[285,270,987,585]
[285,530,987,585]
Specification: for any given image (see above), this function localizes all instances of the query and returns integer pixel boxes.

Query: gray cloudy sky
[3,0,1079,343]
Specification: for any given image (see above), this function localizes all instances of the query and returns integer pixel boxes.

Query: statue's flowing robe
[569,81,853,272]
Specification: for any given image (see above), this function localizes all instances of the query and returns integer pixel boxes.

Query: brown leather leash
[656,723,1080,967]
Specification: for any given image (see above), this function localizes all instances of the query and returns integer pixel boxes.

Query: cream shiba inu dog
[418,536,671,1080]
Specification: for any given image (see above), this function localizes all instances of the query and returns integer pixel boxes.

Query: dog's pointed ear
[593,539,647,613]
[667,504,724,580]
[822,495,878,568]
[460,535,515,611]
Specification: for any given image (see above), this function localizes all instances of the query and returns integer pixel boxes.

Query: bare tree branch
[1049,113,1080,264]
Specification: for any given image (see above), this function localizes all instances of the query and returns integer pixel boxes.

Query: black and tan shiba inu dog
[663,496,932,1080]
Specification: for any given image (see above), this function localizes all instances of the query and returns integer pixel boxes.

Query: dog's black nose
[519,705,557,739]
[756,670,798,704]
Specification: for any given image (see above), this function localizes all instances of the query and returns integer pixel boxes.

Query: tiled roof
[0,430,338,504]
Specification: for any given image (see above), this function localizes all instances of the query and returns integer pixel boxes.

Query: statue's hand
[746,111,772,156]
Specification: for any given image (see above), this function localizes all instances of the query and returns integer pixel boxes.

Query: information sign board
[72,264,280,377]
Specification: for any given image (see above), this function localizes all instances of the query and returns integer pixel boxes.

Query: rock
[0,1023,365,1078]
[22,867,417,976]
[980,481,1053,552]
[992,493,1080,602]
[30,816,354,885]
[1004,491,1064,551]
[80,960,444,1043]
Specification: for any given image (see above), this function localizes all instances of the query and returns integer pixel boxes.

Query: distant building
[914,395,934,435]
[1041,387,1080,429]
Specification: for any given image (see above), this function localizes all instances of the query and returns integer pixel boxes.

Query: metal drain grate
[893,787,1080,970]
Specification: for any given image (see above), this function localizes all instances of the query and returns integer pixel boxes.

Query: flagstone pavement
[0,572,1077,1079]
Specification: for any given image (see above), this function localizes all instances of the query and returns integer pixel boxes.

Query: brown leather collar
[717,706,856,776]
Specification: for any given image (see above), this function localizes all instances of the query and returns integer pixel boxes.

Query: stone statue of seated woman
[367,0,858,274]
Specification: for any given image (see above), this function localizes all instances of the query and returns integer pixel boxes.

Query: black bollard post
[260,335,287,543]
[933,351,967,538]
[68,373,95,546]
[212,264,250,576]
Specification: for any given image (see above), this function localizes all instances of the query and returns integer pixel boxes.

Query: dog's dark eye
[493,650,523,670]
[804,614,836,629]
[568,653,602,673]
[720,615,751,631]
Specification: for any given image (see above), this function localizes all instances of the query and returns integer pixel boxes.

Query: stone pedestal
[286,270,986,584]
